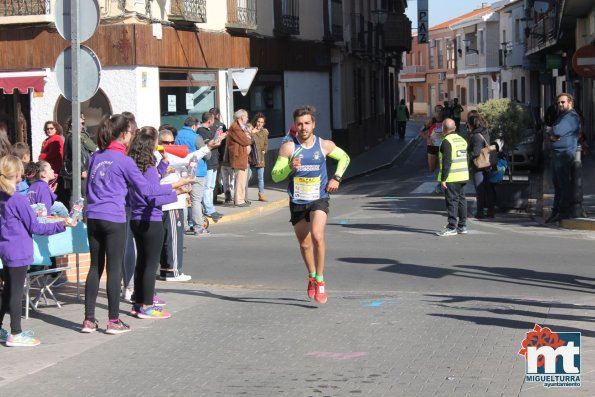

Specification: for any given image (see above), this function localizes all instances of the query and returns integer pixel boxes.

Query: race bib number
[431,126,444,146]
[294,176,321,201]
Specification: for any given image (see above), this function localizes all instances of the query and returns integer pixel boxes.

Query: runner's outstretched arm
[327,146,350,178]
[271,156,292,183]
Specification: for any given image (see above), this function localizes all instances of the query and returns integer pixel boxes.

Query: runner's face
[295,115,315,140]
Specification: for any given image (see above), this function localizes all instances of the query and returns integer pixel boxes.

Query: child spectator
[0,155,75,347]
[11,142,30,196]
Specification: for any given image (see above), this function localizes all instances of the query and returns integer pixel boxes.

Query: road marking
[340,230,407,235]
[257,232,296,237]
[411,181,476,194]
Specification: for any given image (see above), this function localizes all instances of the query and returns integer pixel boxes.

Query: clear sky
[405,0,494,29]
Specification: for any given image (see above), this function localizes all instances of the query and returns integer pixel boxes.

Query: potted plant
[476,98,531,209]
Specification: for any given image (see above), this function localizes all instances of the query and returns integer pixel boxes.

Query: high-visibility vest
[438,133,469,182]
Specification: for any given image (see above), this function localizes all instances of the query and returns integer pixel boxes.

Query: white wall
[274,71,330,151]
[30,66,160,159]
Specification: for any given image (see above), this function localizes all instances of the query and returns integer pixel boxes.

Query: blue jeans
[203,169,218,215]
[251,167,265,193]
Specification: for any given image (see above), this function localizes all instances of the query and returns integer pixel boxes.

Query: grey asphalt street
[2,134,594,396]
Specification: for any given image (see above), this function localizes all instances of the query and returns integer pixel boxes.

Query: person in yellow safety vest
[436,118,470,237]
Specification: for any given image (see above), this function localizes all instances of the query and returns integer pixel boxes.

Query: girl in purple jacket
[82,115,190,335]
[127,127,188,319]
[0,155,75,347]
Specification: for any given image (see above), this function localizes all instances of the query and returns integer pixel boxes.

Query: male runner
[272,106,350,304]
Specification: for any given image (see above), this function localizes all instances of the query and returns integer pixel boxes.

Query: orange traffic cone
[157,144,189,158]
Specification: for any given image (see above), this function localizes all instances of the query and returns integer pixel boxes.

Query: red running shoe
[315,281,327,304]
[307,278,316,300]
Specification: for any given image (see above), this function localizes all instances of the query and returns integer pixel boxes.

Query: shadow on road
[337,257,595,294]
[330,223,436,235]
[157,288,317,309]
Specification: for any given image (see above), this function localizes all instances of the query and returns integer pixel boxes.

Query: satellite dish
[54,0,100,42]
[55,45,102,101]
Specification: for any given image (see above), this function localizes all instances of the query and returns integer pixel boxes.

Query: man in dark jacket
[545,93,581,223]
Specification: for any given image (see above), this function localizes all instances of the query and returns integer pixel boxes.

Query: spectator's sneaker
[436,227,457,237]
[130,305,139,317]
[165,273,192,282]
[106,319,131,335]
[81,319,99,333]
[122,288,134,303]
[52,272,68,288]
[6,330,41,347]
[456,226,468,235]
[185,227,197,236]
[315,281,328,304]
[136,305,172,319]
[196,228,211,236]
[307,278,316,300]
[153,295,166,307]
[0,328,8,343]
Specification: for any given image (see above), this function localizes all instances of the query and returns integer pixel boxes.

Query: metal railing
[0,0,50,16]
[466,53,478,66]
[169,0,207,23]
[227,0,257,30]
[400,65,426,74]
[274,0,299,36]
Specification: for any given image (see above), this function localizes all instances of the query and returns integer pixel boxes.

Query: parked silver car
[509,105,543,170]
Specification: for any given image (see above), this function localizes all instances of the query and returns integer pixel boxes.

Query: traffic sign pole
[71,0,81,203]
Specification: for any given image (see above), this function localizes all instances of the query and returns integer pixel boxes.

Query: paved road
[2,137,594,396]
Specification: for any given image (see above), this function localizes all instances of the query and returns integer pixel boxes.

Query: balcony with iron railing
[0,0,52,23]
[466,53,478,66]
[226,0,257,31]
[525,6,559,53]
[323,0,343,42]
[274,0,299,36]
[169,0,206,23]
[349,12,367,54]
[400,65,426,74]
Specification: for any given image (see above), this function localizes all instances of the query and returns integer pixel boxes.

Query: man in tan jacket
[226,109,252,207]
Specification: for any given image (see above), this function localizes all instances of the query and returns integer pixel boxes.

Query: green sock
[315,275,324,282]
[309,272,316,279]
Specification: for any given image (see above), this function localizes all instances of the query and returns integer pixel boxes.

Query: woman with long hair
[250,113,269,201]
[127,127,188,319]
[81,115,190,334]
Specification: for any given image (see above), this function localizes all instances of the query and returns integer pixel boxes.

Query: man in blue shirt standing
[175,116,210,235]
[545,93,581,223]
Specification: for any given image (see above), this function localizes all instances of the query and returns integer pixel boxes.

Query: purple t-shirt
[86,149,174,223]
[129,163,177,222]
[27,180,56,210]
[0,192,65,267]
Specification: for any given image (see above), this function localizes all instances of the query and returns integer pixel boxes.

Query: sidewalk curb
[211,135,420,226]
[343,135,422,183]
[543,208,595,231]
[212,197,289,225]
[560,218,595,231]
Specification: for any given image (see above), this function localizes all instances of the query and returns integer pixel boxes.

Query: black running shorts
[289,198,330,225]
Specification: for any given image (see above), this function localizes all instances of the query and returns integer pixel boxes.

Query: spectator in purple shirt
[127,127,190,319]
[0,155,75,347]
[81,115,191,335]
